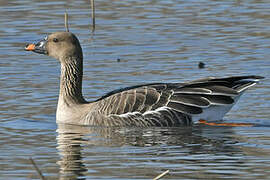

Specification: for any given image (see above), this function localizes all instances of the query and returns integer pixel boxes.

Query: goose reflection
[56,123,242,179]
[56,124,87,180]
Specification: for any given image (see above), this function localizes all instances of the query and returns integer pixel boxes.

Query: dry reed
[64,10,69,32]
[29,157,46,180]
[90,0,95,32]
[153,170,170,180]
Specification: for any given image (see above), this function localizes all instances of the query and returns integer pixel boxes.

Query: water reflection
[56,123,242,179]
[57,124,87,179]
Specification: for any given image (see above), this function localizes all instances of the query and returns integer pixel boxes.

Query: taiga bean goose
[25,32,264,126]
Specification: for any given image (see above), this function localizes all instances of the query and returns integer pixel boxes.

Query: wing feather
[132,88,147,112]
[123,90,136,112]
[170,94,210,107]
[167,101,203,114]
[90,75,263,127]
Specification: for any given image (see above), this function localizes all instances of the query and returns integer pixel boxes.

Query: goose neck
[59,56,86,105]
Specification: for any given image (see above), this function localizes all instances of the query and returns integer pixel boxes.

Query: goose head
[25,32,83,63]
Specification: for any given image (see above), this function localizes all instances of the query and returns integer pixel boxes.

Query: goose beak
[25,37,48,55]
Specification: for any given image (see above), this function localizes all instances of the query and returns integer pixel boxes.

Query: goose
[25,32,264,127]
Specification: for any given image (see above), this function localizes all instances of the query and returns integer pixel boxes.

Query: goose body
[25,32,264,126]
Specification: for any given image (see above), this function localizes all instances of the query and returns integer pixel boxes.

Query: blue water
[0,0,270,179]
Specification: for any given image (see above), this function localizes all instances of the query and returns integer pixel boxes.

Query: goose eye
[53,38,58,43]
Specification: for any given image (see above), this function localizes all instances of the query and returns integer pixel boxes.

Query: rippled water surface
[1,0,270,179]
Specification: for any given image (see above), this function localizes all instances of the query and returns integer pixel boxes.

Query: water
[0,0,270,179]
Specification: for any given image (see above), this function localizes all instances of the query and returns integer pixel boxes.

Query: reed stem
[153,170,170,180]
[90,0,95,32]
[29,157,46,180]
[65,10,69,32]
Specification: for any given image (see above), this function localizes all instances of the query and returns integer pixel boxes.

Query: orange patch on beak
[25,44,35,51]
[198,119,254,127]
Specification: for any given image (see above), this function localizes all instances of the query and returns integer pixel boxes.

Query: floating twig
[64,10,69,32]
[90,0,96,32]
[153,170,170,180]
[29,157,47,180]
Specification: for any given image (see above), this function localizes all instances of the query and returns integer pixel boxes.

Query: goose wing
[91,75,263,126]
[93,83,176,115]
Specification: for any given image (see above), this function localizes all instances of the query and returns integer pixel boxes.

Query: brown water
[0,0,270,179]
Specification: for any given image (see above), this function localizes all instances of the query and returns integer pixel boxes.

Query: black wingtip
[232,75,265,80]
[253,75,265,79]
